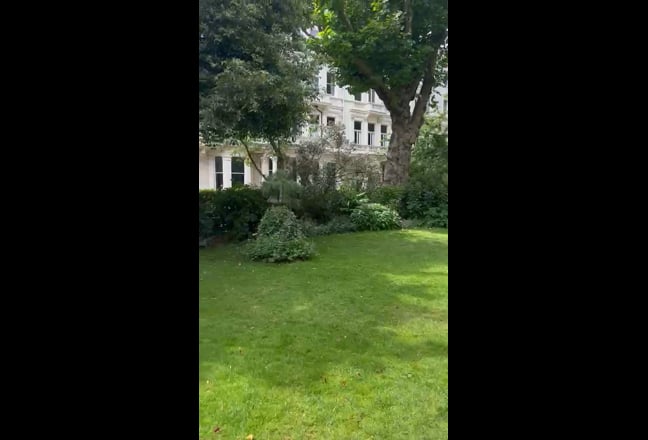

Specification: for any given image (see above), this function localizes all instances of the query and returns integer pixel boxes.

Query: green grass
[199,229,448,440]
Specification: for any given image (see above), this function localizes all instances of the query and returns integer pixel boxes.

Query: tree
[295,124,380,189]
[411,110,448,188]
[311,0,448,185]
[199,0,319,171]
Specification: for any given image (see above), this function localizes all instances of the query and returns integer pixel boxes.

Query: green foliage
[245,206,316,262]
[311,0,448,184]
[421,205,448,228]
[261,171,303,209]
[199,0,318,152]
[399,180,447,220]
[337,185,367,212]
[256,205,305,240]
[411,114,448,188]
[301,215,357,236]
[350,203,401,231]
[298,185,341,223]
[311,0,447,93]
[367,185,404,210]
[199,187,268,241]
[244,235,316,263]
[396,114,448,223]
[199,193,216,240]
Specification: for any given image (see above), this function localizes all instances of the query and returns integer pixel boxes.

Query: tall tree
[311,0,448,185]
[199,0,318,170]
[412,110,448,188]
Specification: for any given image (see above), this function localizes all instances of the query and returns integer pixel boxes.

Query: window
[369,90,376,103]
[368,123,375,146]
[380,125,388,146]
[268,158,273,177]
[327,116,336,126]
[354,121,362,144]
[215,156,223,189]
[354,92,362,101]
[326,72,335,95]
[231,157,245,186]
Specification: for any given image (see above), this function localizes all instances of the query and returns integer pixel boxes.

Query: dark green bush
[367,185,404,210]
[350,203,401,231]
[301,215,357,236]
[256,204,304,239]
[336,186,366,214]
[298,185,343,223]
[420,205,448,228]
[245,206,315,262]
[399,180,448,220]
[244,235,315,263]
[199,199,214,240]
[199,187,268,241]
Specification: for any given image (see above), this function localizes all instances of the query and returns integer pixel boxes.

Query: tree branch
[351,58,386,91]
[240,138,266,180]
[334,0,354,32]
[269,138,287,170]
[404,0,412,35]
[410,50,438,128]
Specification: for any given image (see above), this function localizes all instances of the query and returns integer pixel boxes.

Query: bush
[336,186,366,214]
[199,199,214,240]
[301,215,357,237]
[421,205,448,228]
[256,204,304,239]
[298,185,342,223]
[399,180,448,220]
[244,235,315,263]
[199,187,268,241]
[245,206,315,262]
[350,203,401,231]
[367,185,404,210]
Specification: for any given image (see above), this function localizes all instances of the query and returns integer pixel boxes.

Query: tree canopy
[199,0,319,168]
[311,0,448,184]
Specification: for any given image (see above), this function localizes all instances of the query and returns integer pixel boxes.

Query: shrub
[399,180,448,220]
[199,199,214,240]
[199,187,268,241]
[244,235,315,263]
[298,185,342,223]
[326,215,357,234]
[261,171,302,211]
[257,204,304,239]
[421,205,448,228]
[336,186,366,214]
[245,206,315,262]
[350,203,401,231]
[367,185,404,210]
[301,215,357,236]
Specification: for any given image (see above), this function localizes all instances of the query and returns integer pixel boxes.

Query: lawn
[199,229,448,440]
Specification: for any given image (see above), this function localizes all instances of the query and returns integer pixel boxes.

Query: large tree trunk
[383,115,421,185]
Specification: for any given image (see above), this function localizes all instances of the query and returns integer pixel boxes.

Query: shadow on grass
[199,230,448,392]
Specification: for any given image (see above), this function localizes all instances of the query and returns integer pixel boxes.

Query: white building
[199,66,447,190]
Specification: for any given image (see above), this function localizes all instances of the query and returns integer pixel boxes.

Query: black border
[5,2,199,436]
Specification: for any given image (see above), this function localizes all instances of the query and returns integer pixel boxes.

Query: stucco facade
[199,66,447,190]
